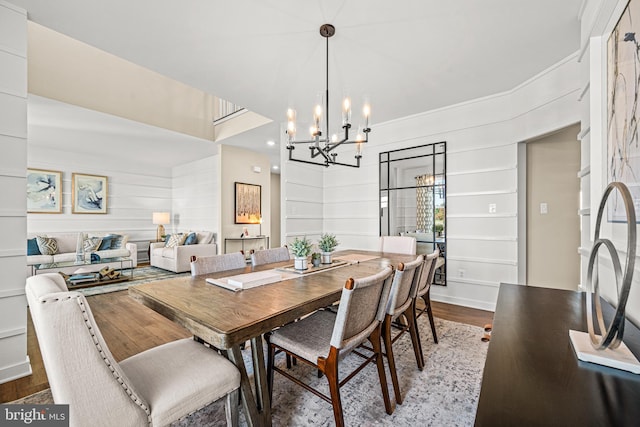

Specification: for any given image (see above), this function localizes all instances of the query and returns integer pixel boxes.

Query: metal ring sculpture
[586,182,636,350]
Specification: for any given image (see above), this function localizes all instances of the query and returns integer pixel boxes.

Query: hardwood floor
[0,290,493,403]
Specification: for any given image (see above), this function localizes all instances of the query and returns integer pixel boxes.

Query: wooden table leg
[251,336,272,425]
[228,340,273,427]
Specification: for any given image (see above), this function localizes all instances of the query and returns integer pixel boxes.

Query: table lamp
[152,212,170,241]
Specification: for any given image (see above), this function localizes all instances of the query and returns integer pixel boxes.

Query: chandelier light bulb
[287,108,297,121]
[331,134,338,143]
[342,97,351,126]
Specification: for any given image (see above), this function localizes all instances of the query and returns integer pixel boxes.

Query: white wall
[172,153,220,241]
[0,0,29,384]
[580,0,640,325]
[283,53,581,311]
[280,141,324,246]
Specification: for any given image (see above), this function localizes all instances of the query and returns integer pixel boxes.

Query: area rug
[10,318,488,426]
[74,266,190,296]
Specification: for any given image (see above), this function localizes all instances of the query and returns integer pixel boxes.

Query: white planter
[321,251,333,264]
[294,257,308,270]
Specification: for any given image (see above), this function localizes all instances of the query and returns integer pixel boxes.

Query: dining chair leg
[411,300,426,370]
[318,347,345,427]
[225,388,240,427]
[404,306,424,371]
[265,335,275,404]
[423,291,438,344]
[370,325,394,415]
[382,314,403,405]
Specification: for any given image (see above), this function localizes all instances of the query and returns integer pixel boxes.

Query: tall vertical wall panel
[0,0,29,384]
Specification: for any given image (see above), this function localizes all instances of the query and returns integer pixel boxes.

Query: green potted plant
[311,252,322,267]
[318,233,339,264]
[290,236,313,270]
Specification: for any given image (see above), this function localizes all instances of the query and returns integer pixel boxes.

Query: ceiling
[13,0,582,170]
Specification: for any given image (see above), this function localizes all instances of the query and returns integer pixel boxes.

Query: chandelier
[285,24,371,168]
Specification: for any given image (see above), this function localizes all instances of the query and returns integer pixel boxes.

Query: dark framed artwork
[72,173,108,214]
[27,168,63,213]
[235,182,261,224]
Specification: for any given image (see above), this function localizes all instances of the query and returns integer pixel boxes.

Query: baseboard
[0,356,31,385]
[431,294,496,312]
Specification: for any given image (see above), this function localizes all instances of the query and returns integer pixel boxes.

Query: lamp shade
[152,212,170,225]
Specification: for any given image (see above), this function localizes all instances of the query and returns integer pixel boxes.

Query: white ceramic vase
[321,251,332,264]
[294,257,308,270]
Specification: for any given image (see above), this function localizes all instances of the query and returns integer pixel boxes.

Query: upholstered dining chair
[412,248,440,369]
[266,266,396,427]
[251,246,290,267]
[190,252,246,276]
[26,273,241,427]
[379,235,417,255]
[382,255,424,405]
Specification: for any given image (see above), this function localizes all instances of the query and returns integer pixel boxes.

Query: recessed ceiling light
[267,140,276,146]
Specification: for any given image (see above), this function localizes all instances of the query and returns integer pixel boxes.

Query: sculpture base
[569,330,640,374]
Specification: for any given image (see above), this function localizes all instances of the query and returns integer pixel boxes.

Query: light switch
[489,204,496,214]
[540,202,548,214]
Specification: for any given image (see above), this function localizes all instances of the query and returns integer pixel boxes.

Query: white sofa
[27,232,138,275]
[150,231,217,273]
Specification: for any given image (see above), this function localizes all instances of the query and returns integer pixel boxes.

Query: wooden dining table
[129,249,420,427]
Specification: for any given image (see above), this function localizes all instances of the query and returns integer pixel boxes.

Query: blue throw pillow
[27,238,41,256]
[98,235,114,251]
[184,232,197,245]
[110,234,124,249]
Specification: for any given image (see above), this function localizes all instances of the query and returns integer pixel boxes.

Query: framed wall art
[27,168,63,213]
[607,0,640,222]
[235,182,261,224]
[72,173,108,214]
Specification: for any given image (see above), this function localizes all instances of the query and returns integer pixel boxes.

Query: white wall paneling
[0,0,28,384]
[282,52,581,311]
[172,154,219,238]
[0,49,26,98]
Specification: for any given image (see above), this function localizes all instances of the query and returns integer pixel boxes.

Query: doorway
[525,124,580,290]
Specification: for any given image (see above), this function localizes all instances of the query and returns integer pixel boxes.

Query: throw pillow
[110,234,124,249]
[27,238,41,256]
[184,232,198,245]
[83,236,103,253]
[36,236,58,255]
[165,233,187,248]
[98,235,114,251]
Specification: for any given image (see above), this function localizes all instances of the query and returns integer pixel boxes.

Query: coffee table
[32,257,134,289]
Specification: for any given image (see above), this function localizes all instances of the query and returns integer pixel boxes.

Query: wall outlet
[489,203,496,214]
[540,202,548,214]
[458,269,465,277]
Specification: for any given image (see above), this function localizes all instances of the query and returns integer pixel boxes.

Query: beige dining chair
[26,273,241,427]
[266,265,396,427]
[382,255,424,405]
[251,246,290,266]
[412,248,440,369]
[379,235,417,255]
[190,252,246,276]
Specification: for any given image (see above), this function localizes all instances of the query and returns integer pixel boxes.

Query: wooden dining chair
[379,235,417,255]
[190,252,246,276]
[251,246,290,266]
[26,273,241,427]
[412,248,440,369]
[382,255,424,405]
[266,266,396,426]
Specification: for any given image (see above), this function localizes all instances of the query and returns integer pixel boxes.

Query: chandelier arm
[288,148,329,167]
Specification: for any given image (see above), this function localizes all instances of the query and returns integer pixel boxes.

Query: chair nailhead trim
[75,297,152,423]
